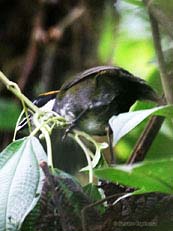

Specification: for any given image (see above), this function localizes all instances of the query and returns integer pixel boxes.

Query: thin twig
[48,6,85,40]
[71,133,93,183]
[40,6,85,91]
[18,11,43,91]
[18,41,38,91]
[81,192,126,231]
[0,71,39,113]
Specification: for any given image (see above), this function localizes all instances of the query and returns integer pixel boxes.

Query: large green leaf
[109,105,173,145]
[95,159,173,194]
[0,137,47,231]
[0,99,20,130]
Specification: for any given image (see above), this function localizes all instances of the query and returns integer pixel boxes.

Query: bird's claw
[61,121,75,141]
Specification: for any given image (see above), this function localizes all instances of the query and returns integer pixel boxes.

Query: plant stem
[70,133,93,183]
[0,71,39,113]
[0,71,62,171]
[41,126,54,171]
[76,137,93,183]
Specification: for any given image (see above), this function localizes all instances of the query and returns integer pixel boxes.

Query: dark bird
[18,66,160,163]
[53,66,159,136]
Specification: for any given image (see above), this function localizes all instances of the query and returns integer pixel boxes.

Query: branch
[128,1,173,164]
[143,0,173,39]
[18,11,44,91]
[145,3,173,104]
[48,6,85,40]
[18,6,85,91]
[39,6,85,91]
[127,115,164,164]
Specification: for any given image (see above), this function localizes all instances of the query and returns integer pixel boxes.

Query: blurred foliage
[97,0,173,163]
[98,4,118,64]
[113,37,154,77]
[0,99,20,130]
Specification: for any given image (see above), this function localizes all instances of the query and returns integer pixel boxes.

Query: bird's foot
[62,121,76,141]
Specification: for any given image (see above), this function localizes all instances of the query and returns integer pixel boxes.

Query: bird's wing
[60,65,147,91]
[60,66,118,91]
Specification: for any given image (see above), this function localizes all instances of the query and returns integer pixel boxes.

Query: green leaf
[95,158,173,194]
[0,137,47,231]
[0,99,20,130]
[47,170,101,229]
[109,105,173,145]
[53,168,81,186]
[80,142,108,172]
[83,183,101,200]
[83,183,105,214]
[21,202,41,231]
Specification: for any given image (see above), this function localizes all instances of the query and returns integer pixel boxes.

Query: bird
[53,66,159,135]
[18,66,160,163]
